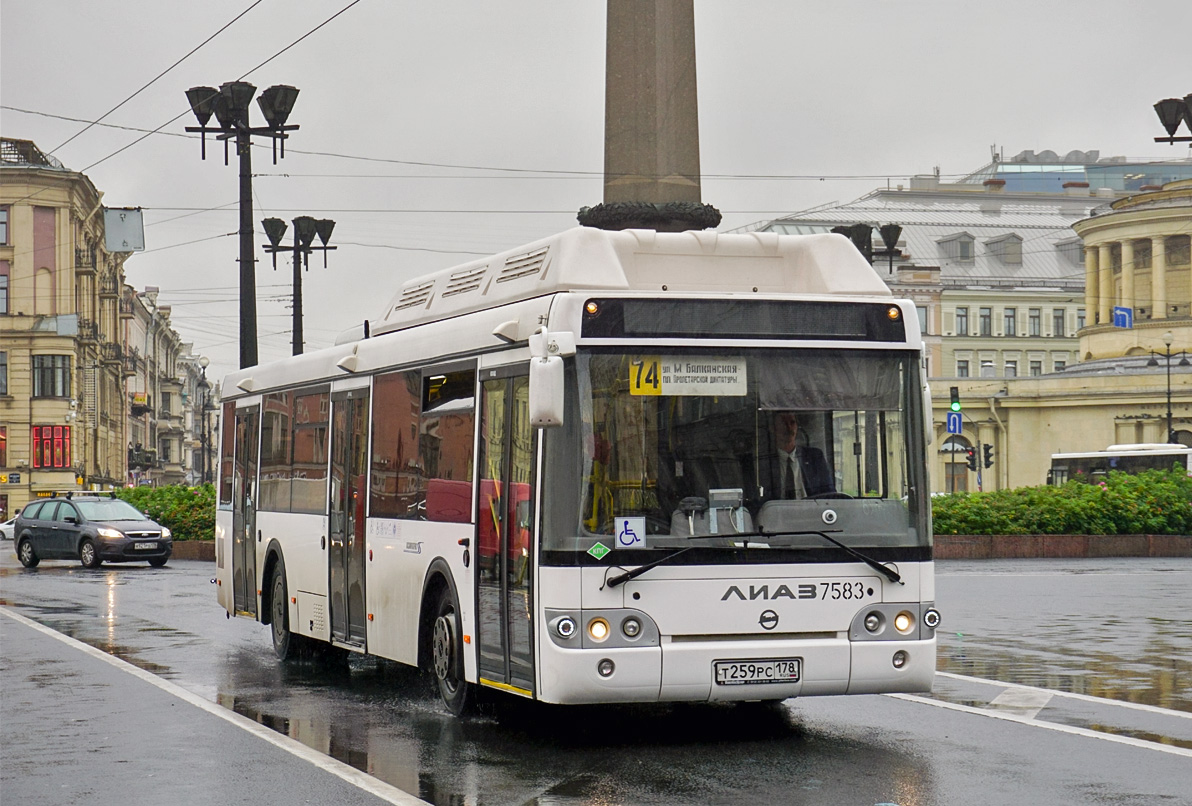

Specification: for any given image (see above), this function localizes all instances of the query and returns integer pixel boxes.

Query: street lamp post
[198,356,211,484]
[1146,331,1190,443]
[185,83,300,369]
[261,216,336,356]
[1153,95,1192,144]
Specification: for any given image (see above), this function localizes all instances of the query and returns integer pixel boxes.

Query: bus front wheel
[270,560,301,660]
[431,586,474,715]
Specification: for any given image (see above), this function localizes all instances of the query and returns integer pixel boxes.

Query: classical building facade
[1,138,210,518]
[733,151,1192,492]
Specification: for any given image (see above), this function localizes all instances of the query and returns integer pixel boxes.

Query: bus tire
[270,560,301,660]
[17,538,39,568]
[431,585,474,715]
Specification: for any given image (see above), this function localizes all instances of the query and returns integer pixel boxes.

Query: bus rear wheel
[270,560,301,660]
[431,586,474,715]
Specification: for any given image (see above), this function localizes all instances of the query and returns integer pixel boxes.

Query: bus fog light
[864,612,882,633]
[597,658,615,677]
[588,617,610,642]
[894,611,914,634]
[923,608,941,629]
[621,617,641,638]
[892,650,908,669]
[555,616,577,639]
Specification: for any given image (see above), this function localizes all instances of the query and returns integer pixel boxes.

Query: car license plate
[134,542,156,550]
[714,658,801,685]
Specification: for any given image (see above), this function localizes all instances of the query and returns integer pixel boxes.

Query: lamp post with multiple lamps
[1154,95,1192,144]
[261,217,336,356]
[1146,331,1189,444]
[197,357,212,484]
[184,82,300,369]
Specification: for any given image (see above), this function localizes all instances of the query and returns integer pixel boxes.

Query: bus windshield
[544,348,929,552]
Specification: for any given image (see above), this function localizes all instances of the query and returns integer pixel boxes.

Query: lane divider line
[886,692,1192,759]
[935,671,1192,720]
[987,686,1053,720]
[0,606,432,806]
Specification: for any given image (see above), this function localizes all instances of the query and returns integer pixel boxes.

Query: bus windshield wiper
[604,530,901,588]
[747,529,903,584]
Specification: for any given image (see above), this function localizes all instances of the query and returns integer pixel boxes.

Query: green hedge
[932,468,1192,536]
[114,484,215,542]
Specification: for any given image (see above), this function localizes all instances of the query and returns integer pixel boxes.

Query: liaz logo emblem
[758,610,779,630]
[722,584,817,601]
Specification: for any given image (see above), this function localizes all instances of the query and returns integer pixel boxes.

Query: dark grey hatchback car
[14,494,173,568]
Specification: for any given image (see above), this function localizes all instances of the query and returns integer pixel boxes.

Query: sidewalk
[0,608,427,806]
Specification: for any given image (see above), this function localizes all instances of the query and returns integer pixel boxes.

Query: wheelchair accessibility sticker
[617,517,647,549]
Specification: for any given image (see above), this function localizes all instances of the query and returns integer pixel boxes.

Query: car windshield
[542,348,929,552]
[74,499,147,521]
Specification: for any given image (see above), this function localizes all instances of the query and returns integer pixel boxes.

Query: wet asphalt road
[2,550,1191,806]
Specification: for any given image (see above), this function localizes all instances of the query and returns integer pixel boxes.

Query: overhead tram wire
[44,0,266,157]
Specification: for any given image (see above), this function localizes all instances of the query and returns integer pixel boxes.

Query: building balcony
[119,295,135,319]
[99,274,120,297]
[130,392,153,417]
[101,342,123,365]
[122,353,137,377]
[75,247,96,274]
[78,318,99,343]
[128,447,158,471]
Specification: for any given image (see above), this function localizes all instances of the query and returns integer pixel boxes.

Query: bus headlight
[923,608,941,629]
[554,616,577,639]
[587,617,610,642]
[894,611,914,634]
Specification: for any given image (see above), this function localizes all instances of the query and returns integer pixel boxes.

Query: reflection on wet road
[3,555,1191,804]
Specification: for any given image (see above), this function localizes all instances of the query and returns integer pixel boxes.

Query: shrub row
[114,484,216,542]
[931,468,1192,536]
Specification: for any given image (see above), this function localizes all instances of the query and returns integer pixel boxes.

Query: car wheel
[270,560,301,660]
[148,557,168,568]
[431,585,474,715]
[17,538,39,568]
[80,538,102,569]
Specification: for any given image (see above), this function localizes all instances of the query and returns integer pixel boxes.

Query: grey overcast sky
[3,0,1190,380]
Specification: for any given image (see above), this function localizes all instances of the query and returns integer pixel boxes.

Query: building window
[956,307,969,335]
[161,391,172,418]
[1077,308,1086,330]
[0,208,7,245]
[32,425,71,469]
[1053,309,1065,337]
[0,426,6,466]
[1005,360,1017,377]
[32,355,71,398]
[957,359,970,378]
[916,305,928,334]
[0,351,6,395]
[979,307,992,336]
[0,260,8,314]
[1030,360,1042,376]
[1029,308,1041,336]
[161,440,171,463]
[1054,360,1066,372]
[1004,308,1017,336]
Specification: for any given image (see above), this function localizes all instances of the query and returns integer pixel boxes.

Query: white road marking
[987,686,1053,719]
[936,670,1192,719]
[0,606,431,806]
[887,693,1192,759]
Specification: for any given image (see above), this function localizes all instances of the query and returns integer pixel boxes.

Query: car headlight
[97,527,124,539]
[160,527,172,539]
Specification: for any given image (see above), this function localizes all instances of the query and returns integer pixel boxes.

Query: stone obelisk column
[578,0,721,232]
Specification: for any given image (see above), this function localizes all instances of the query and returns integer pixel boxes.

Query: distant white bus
[213,226,939,714]
[1048,443,1192,485]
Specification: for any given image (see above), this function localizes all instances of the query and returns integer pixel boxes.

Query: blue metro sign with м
[946,411,963,435]
[1113,306,1133,328]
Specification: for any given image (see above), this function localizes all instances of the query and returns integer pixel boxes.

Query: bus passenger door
[477,370,537,695]
[232,406,260,617]
[329,389,369,647]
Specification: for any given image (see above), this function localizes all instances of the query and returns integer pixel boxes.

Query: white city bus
[213,226,939,714]
[1048,443,1192,485]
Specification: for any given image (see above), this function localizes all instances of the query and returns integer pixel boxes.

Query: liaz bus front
[531,292,938,705]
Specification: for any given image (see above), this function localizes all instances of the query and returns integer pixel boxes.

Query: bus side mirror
[528,326,573,428]
[529,355,564,428]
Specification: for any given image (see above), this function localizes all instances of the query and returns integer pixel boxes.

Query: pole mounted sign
[1113,306,1133,328]
[946,411,963,435]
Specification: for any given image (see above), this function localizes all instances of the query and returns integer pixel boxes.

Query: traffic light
[949,386,961,412]
[983,444,994,469]
[965,446,978,471]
